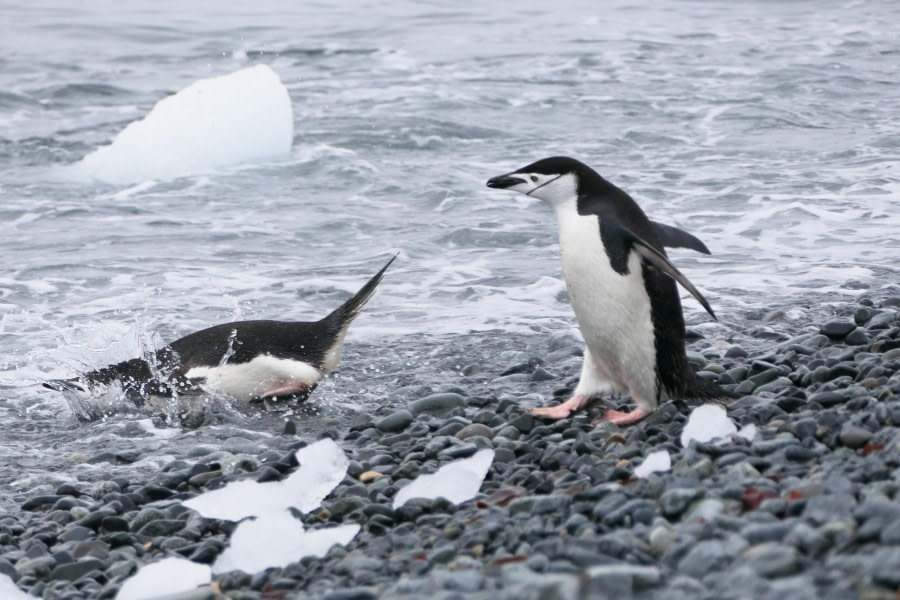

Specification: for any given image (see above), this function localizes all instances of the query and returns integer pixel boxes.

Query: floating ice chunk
[680,404,738,446]
[183,438,348,521]
[116,557,211,600]
[212,510,360,574]
[634,450,671,478]
[74,64,293,184]
[393,448,494,509]
[0,574,32,600]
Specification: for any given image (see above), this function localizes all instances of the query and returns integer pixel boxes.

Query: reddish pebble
[741,486,779,511]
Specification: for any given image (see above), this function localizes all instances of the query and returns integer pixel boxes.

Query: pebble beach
[3,295,899,599]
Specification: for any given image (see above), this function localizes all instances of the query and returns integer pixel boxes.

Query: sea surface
[1,0,898,509]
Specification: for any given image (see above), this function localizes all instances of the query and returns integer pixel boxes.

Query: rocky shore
[3,296,900,599]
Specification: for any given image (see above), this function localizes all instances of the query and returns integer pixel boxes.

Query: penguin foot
[593,407,651,426]
[531,394,590,420]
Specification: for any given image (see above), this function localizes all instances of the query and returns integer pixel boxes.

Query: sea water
[0,0,897,508]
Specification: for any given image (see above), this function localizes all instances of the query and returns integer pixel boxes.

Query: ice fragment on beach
[116,557,211,600]
[680,404,738,446]
[183,438,348,521]
[0,574,33,600]
[737,422,757,442]
[634,450,671,478]
[212,510,360,574]
[393,448,494,509]
[74,64,293,184]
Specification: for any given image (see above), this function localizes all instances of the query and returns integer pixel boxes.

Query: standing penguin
[487,157,731,425]
[44,256,395,410]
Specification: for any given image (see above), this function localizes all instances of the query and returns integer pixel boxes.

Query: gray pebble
[50,556,105,581]
[375,409,414,433]
[455,424,494,441]
[408,393,467,416]
[678,540,730,578]
[838,425,872,449]
[437,443,478,460]
[820,321,856,339]
[660,488,703,518]
[746,543,803,578]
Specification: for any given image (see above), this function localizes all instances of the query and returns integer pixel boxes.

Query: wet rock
[509,414,535,434]
[437,443,478,460]
[838,425,872,449]
[51,557,105,581]
[660,488,702,518]
[588,564,660,593]
[741,521,797,546]
[529,367,556,382]
[678,541,730,578]
[320,588,378,600]
[820,321,855,340]
[845,328,869,345]
[375,409,414,433]
[89,481,120,499]
[455,423,494,441]
[137,519,184,537]
[807,390,851,407]
[872,547,900,588]
[16,556,55,579]
[725,346,749,359]
[408,393,467,415]
[500,566,580,600]
[804,494,857,524]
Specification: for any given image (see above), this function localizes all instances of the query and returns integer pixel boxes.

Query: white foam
[135,418,181,439]
[0,574,32,600]
[634,450,671,478]
[393,449,494,509]
[183,438,347,520]
[115,557,211,600]
[72,65,293,184]
[212,511,360,574]
[680,404,737,447]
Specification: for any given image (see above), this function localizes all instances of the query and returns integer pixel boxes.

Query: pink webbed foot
[531,394,590,420]
[258,381,316,402]
[593,406,652,427]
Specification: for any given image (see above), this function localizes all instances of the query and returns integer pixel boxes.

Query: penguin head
[486,156,594,207]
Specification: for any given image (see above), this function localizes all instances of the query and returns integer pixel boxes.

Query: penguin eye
[530,175,539,182]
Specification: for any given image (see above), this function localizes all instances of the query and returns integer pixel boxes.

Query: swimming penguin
[44,256,396,409]
[487,157,732,425]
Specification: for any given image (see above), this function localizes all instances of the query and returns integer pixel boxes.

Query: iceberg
[393,449,494,509]
[183,438,348,521]
[74,64,293,184]
[212,511,360,574]
[115,557,211,600]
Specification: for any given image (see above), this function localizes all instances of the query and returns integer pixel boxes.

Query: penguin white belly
[556,211,658,405]
[185,355,322,402]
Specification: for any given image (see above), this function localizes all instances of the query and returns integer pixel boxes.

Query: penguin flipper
[649,221,711,255]
[599,219,717,321]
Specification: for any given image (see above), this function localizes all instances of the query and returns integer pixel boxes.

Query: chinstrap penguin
[487,157,733,426]
[44,256,396,409]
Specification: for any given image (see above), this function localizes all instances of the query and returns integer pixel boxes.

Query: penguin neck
[550,195,579,217]
[576,174,637,217]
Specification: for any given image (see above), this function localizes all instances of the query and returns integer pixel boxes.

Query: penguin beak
[486,174,526,189]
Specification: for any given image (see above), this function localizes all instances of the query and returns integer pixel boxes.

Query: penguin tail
[691,376,740,405]
[42,379,88,394]
[321,254,397,331]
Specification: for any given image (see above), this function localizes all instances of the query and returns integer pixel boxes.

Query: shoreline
[2,295,899,599]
